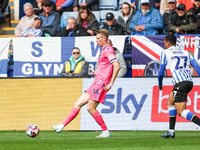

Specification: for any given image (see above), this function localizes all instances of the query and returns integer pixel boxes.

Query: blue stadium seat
[61,11,79,20]
[118,0,132,9]
[99,0,118,11]
[92,11,100,24]
[60,11,79,29]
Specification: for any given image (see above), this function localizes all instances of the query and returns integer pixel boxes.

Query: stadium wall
[1,78,200,131]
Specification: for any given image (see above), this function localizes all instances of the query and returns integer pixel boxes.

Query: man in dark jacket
[162,0,177,34]
[56,16,90,36]
[102,12,124,35]
[189,0,200,33]
[0,0,8,14]
[169,3,197,34]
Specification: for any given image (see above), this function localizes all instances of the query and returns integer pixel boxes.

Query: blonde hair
[96,29,109,40]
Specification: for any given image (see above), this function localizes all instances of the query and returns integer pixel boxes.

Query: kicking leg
[175,102,200,126]
[52,93,90,133]
[87,100,110,138]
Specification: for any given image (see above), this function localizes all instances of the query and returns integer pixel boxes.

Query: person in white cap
[162,0,177,34]
[129,0,164,35]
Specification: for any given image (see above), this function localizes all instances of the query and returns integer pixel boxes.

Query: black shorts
[172,81,193,103]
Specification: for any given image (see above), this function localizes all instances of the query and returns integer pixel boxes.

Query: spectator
[77,7,99,36]
[160,0,169,16]
[108,39,127,78]
[60,47,89,77]
[32,0,56,16]
[56,16,90,36]
[73,0,99,12]
[189,0,200,34]
[169,3,197,34]
[135,0,160,10]
[118,2,136,35]
[0,0,8,14]
[15,3,37,37]
[163,0,177,34]
[177,0,194,11]
[39,0,60,36]
[20,17,43,37]
[102,12,124,35]
[129,0,164,35]
[51,0,73,16]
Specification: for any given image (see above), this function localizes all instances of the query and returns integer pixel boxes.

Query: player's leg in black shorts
[172,81,193,103]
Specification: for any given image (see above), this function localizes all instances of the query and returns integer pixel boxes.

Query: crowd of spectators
[14,0,200,37]
[11,0,200,77]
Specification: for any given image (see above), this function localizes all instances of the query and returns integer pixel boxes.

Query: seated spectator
[163,0,177,34]
[118,2,136,35]
[108,39,127,78]
[56,16,90,36]
[20,17,43,37]
[60,47,89,77]
[169,3,197,34]
[77,7,99,36]
[39,0,60,36]
[189,0,200,34]
[0,0,8,14]
[15,3,37,37]
[73,0,99,12]
[32,0,56,16]
[177,0,194,11]
[102,12,124,35]
[51,0,73,16]
[135,0,161,10]
[129,0,164,35]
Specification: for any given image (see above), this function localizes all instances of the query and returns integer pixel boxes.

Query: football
[26,124,40,137]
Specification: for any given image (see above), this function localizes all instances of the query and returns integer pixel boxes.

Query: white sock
[169,129,174,133]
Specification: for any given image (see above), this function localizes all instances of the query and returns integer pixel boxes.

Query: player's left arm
[190,57,200,76]
[105,60,120,91]
[158,51,166,90]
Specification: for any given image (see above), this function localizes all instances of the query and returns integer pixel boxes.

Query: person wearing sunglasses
[60,47,89,77]
[169,3,197,34]
[189,0,200,33]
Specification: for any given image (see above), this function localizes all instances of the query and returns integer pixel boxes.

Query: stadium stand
[92,11,100,24]
[99,0,118,11]
[60,11,79,29]
[118,0,132,9]
[0,6,10,27]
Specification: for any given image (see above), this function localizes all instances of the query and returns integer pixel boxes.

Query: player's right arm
[158,51,166,90]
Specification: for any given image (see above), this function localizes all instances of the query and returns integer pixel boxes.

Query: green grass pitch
[0,131,200,150]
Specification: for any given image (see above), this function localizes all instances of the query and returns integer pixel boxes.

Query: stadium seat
[118,0,132,9]
[99,0,118,11]
[61,11,79,20]
[100,10,120,25]
[92,11,100,24]
[0,6,11,27]
[60,11,79,29]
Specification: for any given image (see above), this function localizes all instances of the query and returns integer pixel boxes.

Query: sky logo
[101,88,147,120]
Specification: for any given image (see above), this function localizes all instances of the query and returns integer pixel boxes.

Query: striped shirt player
[159,46,193,86]
[21,28,42,37]
[158,34,200,138]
